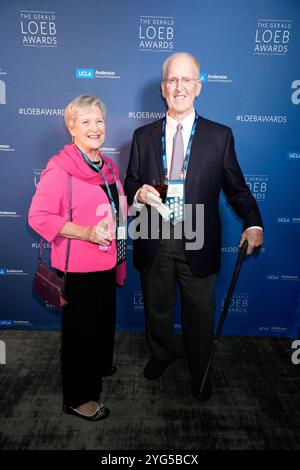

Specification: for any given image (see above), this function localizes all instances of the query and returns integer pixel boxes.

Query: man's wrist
[133,188,145,209]
[246,226,263,232]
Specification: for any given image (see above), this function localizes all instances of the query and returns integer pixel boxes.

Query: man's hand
[239,228,263,255]
[136,184,161,206]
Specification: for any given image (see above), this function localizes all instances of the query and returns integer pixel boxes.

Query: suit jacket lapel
[185,116,210,191]
[151,120,164,178]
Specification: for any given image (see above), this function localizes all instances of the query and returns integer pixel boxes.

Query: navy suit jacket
[124,115,263,277]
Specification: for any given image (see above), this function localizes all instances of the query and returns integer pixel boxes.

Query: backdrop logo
[95,70,120,79]
[139,16,174,51]
[3,269,28,276]
[254,19,292,55]
[291,80,300,104]
[13,320,33,327]
[277,216,300,224]
[222,293,249,315]
[33,169,44,187]
[267,274,300,281]
[288,151,300,160]
[271,326,288,333]
[100,146,120,155]
[0,79,6,104]
[133,291,144,311]
[281,275,300,281]
[0,320,12,326]
[200,72,232,83]
[245,175,268,201]
[75,69,120,80]
[0,268,7,276]
[76,68,94,79]
[20,10,57,47]
[276,216,291,224]
[258,326,269,332]
[0,210,22,218]
[0,144,15,152]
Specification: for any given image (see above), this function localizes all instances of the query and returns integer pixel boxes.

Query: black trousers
[61,269,116,408]
[140,225,217,385]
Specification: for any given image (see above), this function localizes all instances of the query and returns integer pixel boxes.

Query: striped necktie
[169,123,184,180]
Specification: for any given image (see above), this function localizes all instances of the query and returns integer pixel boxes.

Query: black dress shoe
[192,378,212,402]
[101,365,117,377]
[144,357,175,380]
[63,403,110,421]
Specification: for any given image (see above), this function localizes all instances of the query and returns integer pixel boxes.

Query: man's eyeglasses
[163,77,200,87]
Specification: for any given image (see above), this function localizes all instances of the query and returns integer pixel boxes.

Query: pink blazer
[28,145,126,284]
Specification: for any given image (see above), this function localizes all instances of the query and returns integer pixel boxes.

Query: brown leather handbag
[33,260,68,308]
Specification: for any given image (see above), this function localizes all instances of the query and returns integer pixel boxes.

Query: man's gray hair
[162,52,200,80]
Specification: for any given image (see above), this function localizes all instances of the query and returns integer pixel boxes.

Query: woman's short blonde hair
[64,95,106,130]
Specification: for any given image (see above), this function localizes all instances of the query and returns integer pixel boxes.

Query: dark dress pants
[61,269,116,408]
[140,225,217,384]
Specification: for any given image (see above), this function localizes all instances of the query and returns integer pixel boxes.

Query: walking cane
[199,239,249,395]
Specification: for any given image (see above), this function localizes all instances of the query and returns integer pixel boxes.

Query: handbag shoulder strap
[64,175,72,272]
[39,175,72,273]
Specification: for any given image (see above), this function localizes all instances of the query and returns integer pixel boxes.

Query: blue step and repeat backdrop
[0,0,299,337]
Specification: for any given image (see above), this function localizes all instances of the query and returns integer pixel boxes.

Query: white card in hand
[146,192,161,204]
[147,192,172,220]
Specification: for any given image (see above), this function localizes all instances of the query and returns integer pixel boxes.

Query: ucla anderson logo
[288,151,300,160]
[76,69,94,79]
[200,72,232,83]
[276,217,291,224]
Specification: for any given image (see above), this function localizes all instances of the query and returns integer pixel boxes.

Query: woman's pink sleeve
[28,166,69,242]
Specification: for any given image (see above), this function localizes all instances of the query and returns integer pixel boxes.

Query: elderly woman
[28,95,126,421]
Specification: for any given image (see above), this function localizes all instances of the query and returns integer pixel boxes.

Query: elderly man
[125,52,263,401]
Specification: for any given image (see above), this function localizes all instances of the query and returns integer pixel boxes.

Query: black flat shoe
[101,365,117,377]
[63,403,110,421]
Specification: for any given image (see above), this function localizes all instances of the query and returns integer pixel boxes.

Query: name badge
[166,180,184,222]
[117,225,126,240]
[167,181,184,198]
